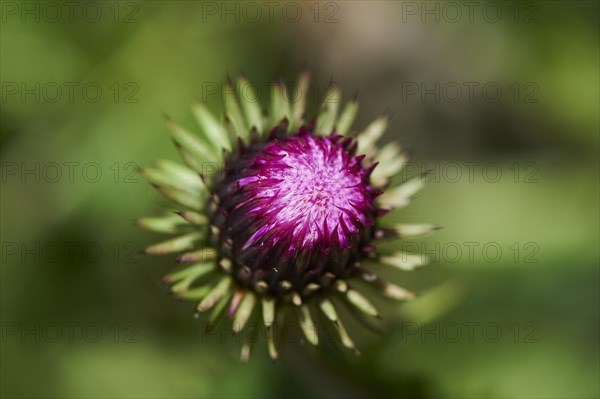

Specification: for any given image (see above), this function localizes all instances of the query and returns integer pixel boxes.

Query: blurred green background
[1,1,598,398]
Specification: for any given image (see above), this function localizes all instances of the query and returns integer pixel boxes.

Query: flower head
[235,133,374,252]
[138,73,435,360]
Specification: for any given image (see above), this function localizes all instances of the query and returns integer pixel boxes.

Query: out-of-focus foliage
[1,1,598,398]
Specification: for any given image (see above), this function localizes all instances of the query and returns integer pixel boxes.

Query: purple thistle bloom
[138,73,435,360]
[212,128,378,297]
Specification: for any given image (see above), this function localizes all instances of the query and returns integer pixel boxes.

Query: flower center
[211,131,378,295]
[237,134,373,252]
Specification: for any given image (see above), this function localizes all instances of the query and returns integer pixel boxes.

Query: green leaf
[238,76,264,134]
[262,297,277,360]
[166,117,217,163]
[197,277,232,312]
[171,267,214,294]
[345,289,379,317]
[140,166,201,196]
[157,185,204,211]
[297,305,319,345]
[145,232,202,255]
[177,211,208,225]
[291,71,310,130]
[394,223,439,237]
[155,159,205,192]
[336,100,358,135]
[270,82,290,129]
[378,175,425,208]
[380,251,428,271]
[224,82,248,141]
[318,300,358,353]
[166,262,215,284]
[371,142,407,186]
[176,247,216,263]
[191,102,231,152]
[136,213,189,234]
[356,116,387,155]
[315,85,341,135]
[233,291,256,333]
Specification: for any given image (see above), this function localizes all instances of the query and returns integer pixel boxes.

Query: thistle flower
[138,72,435,360]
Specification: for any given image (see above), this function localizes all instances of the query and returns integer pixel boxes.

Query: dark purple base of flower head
[208,124,382,298]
